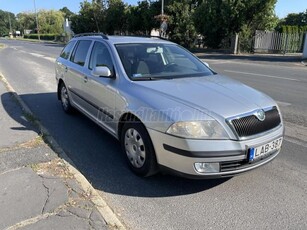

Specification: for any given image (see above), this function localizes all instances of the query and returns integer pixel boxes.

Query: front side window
[70,40,92,66]
[116,43,214,80]
[88,42,114,71]
[60,40,76,59]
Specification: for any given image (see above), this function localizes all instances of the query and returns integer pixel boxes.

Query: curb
[10,38,65,45]
[0,73,126,230]
[194,52,305,67]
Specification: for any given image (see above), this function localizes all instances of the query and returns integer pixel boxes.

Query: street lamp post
[33,0,40,41]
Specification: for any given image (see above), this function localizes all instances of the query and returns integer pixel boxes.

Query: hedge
[281,25,307,34]
[23,34,62,41]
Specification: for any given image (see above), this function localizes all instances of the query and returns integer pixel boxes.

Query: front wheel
[121,121,158,177]
[59,83,74,114]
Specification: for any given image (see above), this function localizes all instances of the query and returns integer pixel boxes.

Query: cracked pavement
[0,80,108,229]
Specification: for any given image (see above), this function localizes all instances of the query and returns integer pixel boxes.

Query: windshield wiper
[132,76,159,81]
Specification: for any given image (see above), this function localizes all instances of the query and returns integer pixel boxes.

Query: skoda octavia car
[55,33,284,178]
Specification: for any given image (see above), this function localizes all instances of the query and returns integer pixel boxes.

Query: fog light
[194,162,220,173]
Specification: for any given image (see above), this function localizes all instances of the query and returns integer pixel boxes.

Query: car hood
[135,74,276,119]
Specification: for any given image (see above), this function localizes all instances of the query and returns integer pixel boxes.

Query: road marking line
[224,69,301,82]
[284,121,307,148]
[285,137,307,149]
[44,57,56,62]
[29,52,45,57]
[276,101,292,107]
[201,59,230,65]
[28,52,56,62]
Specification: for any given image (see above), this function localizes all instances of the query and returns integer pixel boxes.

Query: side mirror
[91,66,114,78]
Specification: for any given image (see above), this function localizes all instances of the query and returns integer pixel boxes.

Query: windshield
[115,43,214,80]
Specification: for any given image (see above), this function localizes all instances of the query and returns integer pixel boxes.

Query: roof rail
[149,35,168,41]
[120,34,168,41]
[74,33,108,40]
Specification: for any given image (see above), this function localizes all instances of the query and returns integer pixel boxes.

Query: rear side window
[70,40,92,66]
[60,41,76,59]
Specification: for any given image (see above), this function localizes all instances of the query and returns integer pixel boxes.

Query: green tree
[60,7,75,20]
[276,10,307,33]
[166,0,197,47]
[0,10,17,36]
[282,10,307,26]
[71,0,106,34]
[193,0,227,48]
[38,10,65,34]
[16,10,64,35]
[16,12,36,33]
[194,0,277,48]
[126,5,140,33]
[126,0,160,34]
[105,0,127,34]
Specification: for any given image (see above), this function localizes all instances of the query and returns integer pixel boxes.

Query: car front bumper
[147,124,284,178]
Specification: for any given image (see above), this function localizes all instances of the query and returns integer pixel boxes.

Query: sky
[0,0,306,18]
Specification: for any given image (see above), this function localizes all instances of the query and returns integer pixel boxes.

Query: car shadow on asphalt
[42,43,65,48]
[1,92,38,132]
[2,92,230,198]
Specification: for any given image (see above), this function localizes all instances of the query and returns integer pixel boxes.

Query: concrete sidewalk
[0,79,110,229]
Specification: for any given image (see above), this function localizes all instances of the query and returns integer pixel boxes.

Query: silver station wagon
[55,33,284,178]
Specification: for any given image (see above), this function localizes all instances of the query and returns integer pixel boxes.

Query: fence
[253,30,305,54]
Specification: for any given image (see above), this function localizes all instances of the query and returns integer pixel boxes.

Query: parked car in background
[55,33,284,178]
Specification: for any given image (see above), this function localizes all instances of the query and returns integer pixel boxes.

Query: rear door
[56,40,76,87]
[65,40,93,112]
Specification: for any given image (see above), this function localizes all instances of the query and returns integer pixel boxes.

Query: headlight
[166,121,229,139]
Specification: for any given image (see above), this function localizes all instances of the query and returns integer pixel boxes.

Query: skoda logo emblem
[255,109,265,121]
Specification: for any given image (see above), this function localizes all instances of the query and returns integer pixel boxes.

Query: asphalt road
[0,39,306,230]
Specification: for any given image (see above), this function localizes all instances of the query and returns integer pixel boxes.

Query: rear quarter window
[70,40,92,66]
[60,41,76,59]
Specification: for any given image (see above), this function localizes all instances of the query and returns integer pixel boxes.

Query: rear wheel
[121,121,158,177]
[59,83,74,114]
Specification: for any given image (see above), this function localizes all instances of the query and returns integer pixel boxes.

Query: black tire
[121,121,158,177]
[59,83,74,114]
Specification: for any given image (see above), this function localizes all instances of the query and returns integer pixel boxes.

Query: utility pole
[159,0,168,38]
[33,0,40,41]
[161,0,164,15]
[8,13,12,38]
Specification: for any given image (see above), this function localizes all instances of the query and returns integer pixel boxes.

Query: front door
[82,41,117,134]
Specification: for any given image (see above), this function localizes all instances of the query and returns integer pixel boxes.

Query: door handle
[84,76,88,83]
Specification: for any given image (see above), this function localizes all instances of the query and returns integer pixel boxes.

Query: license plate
[249,137,283,162]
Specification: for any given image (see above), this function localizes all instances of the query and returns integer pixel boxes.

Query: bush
[281,25,307,34]
[23,34,61,41]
